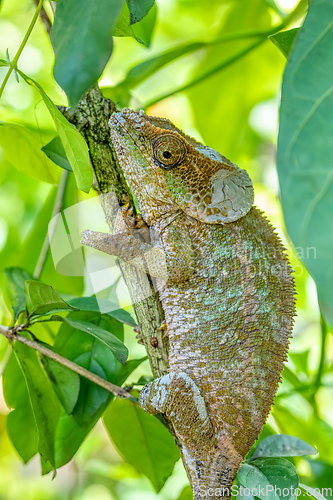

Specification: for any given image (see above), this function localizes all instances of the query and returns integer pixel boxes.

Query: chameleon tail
[139,372,240,499]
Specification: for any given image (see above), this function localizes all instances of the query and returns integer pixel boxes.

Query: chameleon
[81,107,296,499]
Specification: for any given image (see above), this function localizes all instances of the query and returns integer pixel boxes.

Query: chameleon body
[82,108,296,499]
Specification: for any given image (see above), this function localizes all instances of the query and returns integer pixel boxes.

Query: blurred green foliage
[0,0,332,499]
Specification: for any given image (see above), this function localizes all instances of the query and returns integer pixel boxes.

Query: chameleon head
[109,108,254,224]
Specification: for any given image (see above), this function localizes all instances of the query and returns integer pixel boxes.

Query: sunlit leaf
[24,280,76,317]
[104,398,179,492]
[18,72,93,193]
[51,0,124,107]
[277,0,333,326]
[0,123,59,184]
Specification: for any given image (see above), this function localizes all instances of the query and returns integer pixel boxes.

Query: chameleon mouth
[109,109,153,161]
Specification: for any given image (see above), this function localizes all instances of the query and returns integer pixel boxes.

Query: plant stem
[0,325,136,402]
[314,311,329,391]
[34,170,68,279]
[0,0,44,100]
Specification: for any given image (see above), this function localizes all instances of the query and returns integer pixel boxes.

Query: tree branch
[0,325,136,402]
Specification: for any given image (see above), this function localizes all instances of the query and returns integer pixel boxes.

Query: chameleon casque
[82,108,296,499]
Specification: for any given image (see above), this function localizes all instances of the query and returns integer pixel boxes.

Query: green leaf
[51,0,124,108]
[68,296,137,326]
[0,58,9,66]
[277,0,333,326]
[238,459,299,500]
[2,353,38,463]
[269,27,299,58]
[126,0,154,24]
[250,434,317,460]
[103,398,179,492]
[13,342,63,469]
[18,72,93,193]
[0,123,59,184]
[24,280,76,317]
[4,267,34,321]
[48,311,141,466]
[52,316,128,364]
[176,485,193,500]
[132,3,157,47]
[41,136,72,171]
[40,355,80,414]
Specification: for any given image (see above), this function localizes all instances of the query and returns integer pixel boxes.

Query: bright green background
[0,0,332,499]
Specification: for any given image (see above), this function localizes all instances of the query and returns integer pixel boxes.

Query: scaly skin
[82,108,296,499]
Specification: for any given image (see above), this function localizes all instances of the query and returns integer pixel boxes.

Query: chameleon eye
[152,134,187,168]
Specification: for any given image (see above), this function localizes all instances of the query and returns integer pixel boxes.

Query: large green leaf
[250,434,317,460]
[126,0,154,24]
[277,0,333,325]
[25,280,76,317]
[51,316,128,364]
[51,0,124,108]
[2,353,38,463]
[238,459,299,500]
[18,72,93,193]
[4,267,34,322]
[104,399,179,492]
[0,123,59,184]
[13,342,63,470]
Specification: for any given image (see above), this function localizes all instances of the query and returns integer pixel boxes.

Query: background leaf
[103,398,179,492]
[51,0,124,107]
[277,0,333,326]
[0,123,59,184]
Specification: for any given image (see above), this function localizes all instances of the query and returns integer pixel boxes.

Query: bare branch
[0,325,136,402]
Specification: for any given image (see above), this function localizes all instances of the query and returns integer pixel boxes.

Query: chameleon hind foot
[139,372,214,447]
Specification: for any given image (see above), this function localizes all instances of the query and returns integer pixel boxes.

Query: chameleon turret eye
[152,134,187,168]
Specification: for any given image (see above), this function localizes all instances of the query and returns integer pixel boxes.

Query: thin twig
[0,325,136,402]
[33,169,68,279]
